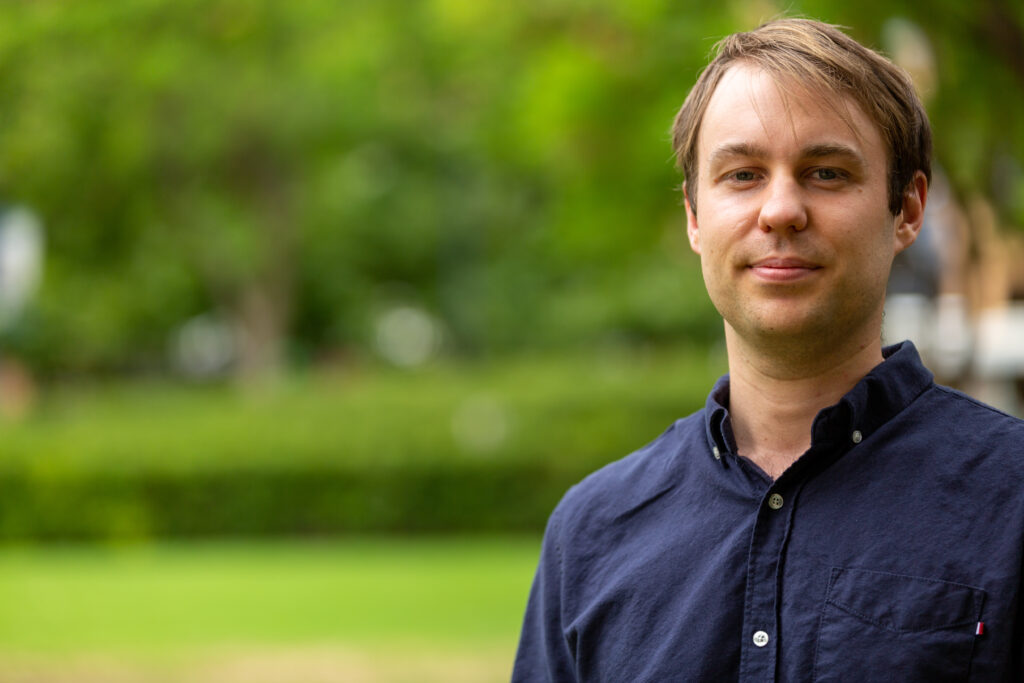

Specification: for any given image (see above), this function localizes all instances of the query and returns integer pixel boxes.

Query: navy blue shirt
[513,342,1024,681]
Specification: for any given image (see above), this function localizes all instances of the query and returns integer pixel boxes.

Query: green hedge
[0,462,576,539]
[0,347,724,540]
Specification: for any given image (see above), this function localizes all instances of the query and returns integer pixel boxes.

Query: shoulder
[925,383,1024,435]
[550,411,705,536]
[909,382,1024,472]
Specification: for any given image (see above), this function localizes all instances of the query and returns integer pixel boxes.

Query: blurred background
[0,0,1021,680]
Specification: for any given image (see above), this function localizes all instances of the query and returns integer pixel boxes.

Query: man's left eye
[812,168,841,180]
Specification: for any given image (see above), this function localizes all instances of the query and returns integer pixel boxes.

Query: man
[513,18,1024,682]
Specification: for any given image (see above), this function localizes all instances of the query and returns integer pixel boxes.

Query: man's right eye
[730,170,756,181]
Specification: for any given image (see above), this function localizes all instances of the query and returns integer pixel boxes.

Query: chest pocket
[813,567,986,682]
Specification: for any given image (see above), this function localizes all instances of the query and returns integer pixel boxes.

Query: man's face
[686,63,925,350]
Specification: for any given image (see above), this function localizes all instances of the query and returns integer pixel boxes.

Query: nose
[757,176,807,233]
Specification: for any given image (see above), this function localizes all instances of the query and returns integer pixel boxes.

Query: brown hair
[671,18,931,215]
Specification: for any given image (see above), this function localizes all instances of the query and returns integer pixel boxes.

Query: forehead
[697,63,885,166]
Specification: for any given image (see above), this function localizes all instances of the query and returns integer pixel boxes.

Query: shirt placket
[738,482,796,681]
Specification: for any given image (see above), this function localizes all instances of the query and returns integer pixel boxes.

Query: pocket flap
[826,567,986,633]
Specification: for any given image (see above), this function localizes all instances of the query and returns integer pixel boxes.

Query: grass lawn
[0,536,541,682]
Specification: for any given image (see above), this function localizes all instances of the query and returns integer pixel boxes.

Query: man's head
[672,18,931,216]
[675,19,930,362]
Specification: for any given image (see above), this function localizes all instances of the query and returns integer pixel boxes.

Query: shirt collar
[703,341,934,464]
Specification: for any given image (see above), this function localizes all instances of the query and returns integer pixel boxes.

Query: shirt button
[712,446,721,460]
[767,493,784,510]
[752,630,769,647]
[852,430,863,444]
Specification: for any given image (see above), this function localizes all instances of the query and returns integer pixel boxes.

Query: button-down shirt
[513,342,1024,681]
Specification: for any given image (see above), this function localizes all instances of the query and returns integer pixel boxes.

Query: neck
[724,324,884,479]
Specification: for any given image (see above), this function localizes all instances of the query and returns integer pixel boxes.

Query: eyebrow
[706,142,867,168]
[707,143,766,168]
[801,143,866,167]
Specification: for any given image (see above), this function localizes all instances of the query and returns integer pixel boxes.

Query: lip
[747,256,822,282]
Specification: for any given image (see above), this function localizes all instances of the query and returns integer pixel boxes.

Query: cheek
[699,244,733,302]
[699,222,745,262]
[697,237,727,273]
[841,232,897,289]
[704,194,755,224]
[831,205,895,255]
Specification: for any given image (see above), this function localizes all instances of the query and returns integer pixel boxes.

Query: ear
[893,170,928,254]
[685,187,701,254]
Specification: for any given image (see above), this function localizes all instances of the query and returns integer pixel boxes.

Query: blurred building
[884,174,1024,416]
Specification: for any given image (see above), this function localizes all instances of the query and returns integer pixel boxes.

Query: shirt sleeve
[511,503,577,682]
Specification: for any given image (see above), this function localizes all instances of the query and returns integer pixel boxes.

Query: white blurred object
[883,293,933,353]
[884,293,974,382]
[974,306,1024,379]
[374,305,441,367]
[971,305,1024,416]
[172,313,237,378]
[0,206,44,330]
[930,293,972,379]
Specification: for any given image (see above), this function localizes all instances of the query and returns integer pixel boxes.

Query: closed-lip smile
[747,256,822,282]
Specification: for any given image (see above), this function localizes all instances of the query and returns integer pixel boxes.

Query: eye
[811,167,844,181]
[730,170,757,182]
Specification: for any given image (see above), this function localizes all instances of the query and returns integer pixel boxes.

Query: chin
[732,310,835,342]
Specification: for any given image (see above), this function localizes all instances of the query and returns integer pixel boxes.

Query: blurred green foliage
[0,0,1018,375]
[0,346,724,540]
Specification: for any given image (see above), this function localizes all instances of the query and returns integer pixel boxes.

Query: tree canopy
[0,0,1020,376]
